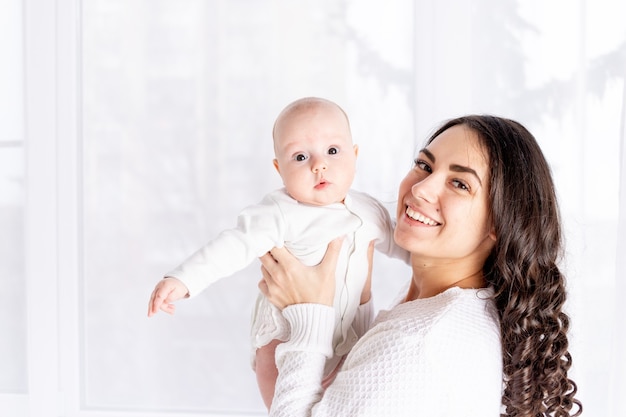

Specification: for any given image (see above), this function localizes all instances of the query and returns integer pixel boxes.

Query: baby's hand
[147,277,189,317]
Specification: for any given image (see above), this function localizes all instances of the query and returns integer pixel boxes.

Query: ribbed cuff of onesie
[278,303,335,359]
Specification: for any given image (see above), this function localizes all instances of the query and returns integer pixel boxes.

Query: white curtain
[0,0,26,399]
[612,63,626,417]
[1,0,625,416]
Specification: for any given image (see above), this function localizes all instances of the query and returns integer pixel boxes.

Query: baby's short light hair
[272,97,351,145]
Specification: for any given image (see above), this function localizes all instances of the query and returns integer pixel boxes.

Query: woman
[259,115,582,416]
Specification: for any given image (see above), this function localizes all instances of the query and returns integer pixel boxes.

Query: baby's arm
[146,192,288,316]
[147,276,190,317]
[164,193,287,297]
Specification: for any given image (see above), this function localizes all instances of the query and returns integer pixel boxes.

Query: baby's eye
[295,154,308,162]
[327,147,339,155]
[452,179,470,191]
[414,159,432,173]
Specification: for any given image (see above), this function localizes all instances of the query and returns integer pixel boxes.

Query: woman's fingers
[360,240,375,304]
[258,272,269,296]
[319,238,344,276]
[267,245,297,268]
[258,237,345,309]
[259,257,284,306]
[259,251,277,269]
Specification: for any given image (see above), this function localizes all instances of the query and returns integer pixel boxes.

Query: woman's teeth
[406,207,439,226]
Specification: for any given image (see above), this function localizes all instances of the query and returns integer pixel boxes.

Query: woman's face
[394,124,496,266]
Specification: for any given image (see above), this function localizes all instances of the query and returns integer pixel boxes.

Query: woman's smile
[404,206,441,226]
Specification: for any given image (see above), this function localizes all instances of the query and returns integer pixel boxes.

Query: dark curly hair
[427,116,582,417]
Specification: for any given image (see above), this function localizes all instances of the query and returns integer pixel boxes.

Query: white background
[1,0,625,416]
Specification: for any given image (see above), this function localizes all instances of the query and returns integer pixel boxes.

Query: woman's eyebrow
[420,148,482,186]
[419,148,435,161]
[450,164,482,186]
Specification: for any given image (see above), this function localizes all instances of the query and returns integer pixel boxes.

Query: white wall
[1,0,624,415]
[0,0,27,413]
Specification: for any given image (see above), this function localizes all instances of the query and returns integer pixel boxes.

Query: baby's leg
[254,339,281,410]
[256,342,344,409]
[321,355,345,389]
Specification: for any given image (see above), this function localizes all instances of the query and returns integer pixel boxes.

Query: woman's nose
[411,175,438,203]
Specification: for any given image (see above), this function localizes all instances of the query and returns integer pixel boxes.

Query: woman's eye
[414,159,432,173]
[452,179,470,191]
[328,147,338,155]
[295,154,307,162]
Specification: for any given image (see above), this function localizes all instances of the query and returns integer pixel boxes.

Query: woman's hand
[258,238,343,310]
[360,240,375,305]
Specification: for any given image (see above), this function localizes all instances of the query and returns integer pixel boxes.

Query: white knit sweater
[270,287,503,417]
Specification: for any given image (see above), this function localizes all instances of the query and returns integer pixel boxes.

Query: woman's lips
[405,206,440,226]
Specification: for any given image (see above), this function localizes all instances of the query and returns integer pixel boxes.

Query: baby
[147,97,408,408]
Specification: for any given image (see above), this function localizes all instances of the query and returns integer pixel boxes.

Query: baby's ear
[273,159,280,174]
[353,144,359,157]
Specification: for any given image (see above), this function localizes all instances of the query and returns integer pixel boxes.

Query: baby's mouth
[315,179,330,189]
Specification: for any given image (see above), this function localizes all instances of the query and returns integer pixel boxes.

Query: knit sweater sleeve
[270,304,336,417]
[270,289,502,417]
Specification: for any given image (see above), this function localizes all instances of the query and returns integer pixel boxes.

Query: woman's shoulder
[376,287,495,324]
[426,287,501,341]
[380,287,502,381]
[336,287,502,415]
[366,287,500,353]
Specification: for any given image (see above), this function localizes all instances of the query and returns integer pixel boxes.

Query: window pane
[80,0,413,413]
[81,1,267,412]
[0,0,27,394]
[0,148,26,394]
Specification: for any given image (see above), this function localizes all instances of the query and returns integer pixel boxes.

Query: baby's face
[273,104,357,206]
